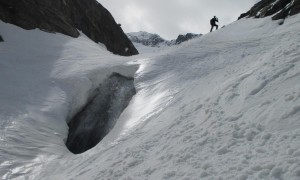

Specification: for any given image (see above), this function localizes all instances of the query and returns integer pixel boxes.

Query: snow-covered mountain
[127,31,201,53]
[127,31,173,47]
[2,1,300,180]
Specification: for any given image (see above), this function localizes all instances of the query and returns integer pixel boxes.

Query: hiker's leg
[210,26,213,32]
[216,25,218,30]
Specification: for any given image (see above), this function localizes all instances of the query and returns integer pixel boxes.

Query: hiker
[210,16,218,32]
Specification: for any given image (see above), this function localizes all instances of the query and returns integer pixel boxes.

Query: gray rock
[238,0,300,20]
[0,0,138,56]
[175,33,201,45]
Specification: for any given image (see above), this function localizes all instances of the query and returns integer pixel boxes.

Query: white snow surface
[1,15,300,180]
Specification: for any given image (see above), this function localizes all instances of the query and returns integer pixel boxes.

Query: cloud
[99,0,259,40]
[121,3,154,32]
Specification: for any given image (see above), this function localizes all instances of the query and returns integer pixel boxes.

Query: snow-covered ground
[1,14,300,180]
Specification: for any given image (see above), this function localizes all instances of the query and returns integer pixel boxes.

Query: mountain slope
[1,10,300,180]
[0,0,138,56]
[239,0,300,20]
[46,15,300,179]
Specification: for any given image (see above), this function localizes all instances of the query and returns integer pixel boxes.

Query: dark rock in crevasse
[0,0,138,56]
[238,0,300,20]
[66,73,136,154]
[0,35,3,42]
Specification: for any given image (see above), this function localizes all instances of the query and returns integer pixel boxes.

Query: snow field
[1,14,300,180]
[0,21,138,179]
[46,16,300,179]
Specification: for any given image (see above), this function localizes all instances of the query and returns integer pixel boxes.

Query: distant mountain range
[127,31,202,48]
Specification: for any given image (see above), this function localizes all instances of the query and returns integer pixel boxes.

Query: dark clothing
[210,17,218,32]
[210,17,218,25]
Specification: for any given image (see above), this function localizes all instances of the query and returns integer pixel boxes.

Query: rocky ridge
[127,31,173,47]
[127,31,202,48]
[239,0,300,20]
[0,0,138,56]
[175,33,201,45]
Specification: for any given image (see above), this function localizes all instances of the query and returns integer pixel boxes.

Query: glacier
[1,14,300,179]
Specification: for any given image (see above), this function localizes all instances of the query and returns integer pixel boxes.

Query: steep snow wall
[66,73,136,154]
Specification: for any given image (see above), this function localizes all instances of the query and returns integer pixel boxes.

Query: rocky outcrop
[175,33,201,45]
[238,0,300,20]
[0,0,138,56]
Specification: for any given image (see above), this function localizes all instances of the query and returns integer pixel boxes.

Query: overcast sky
[99,0,259,40]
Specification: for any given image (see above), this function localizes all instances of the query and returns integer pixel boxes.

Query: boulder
[0,0,138,56]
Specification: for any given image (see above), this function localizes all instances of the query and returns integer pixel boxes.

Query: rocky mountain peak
[0,0,138,56]
[127,31,167,47]
[238,0,300,20]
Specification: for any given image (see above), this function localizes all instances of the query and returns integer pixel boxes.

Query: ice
[66,73,136,154]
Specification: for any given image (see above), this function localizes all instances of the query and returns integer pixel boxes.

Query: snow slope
[0,22,138,179]
[1,14,300,180]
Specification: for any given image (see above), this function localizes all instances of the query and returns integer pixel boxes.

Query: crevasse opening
[66,73,136,154]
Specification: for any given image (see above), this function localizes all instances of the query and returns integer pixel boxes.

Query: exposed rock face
[238,0,300,20]
[0,0,138,56]
[175,33,201,45]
